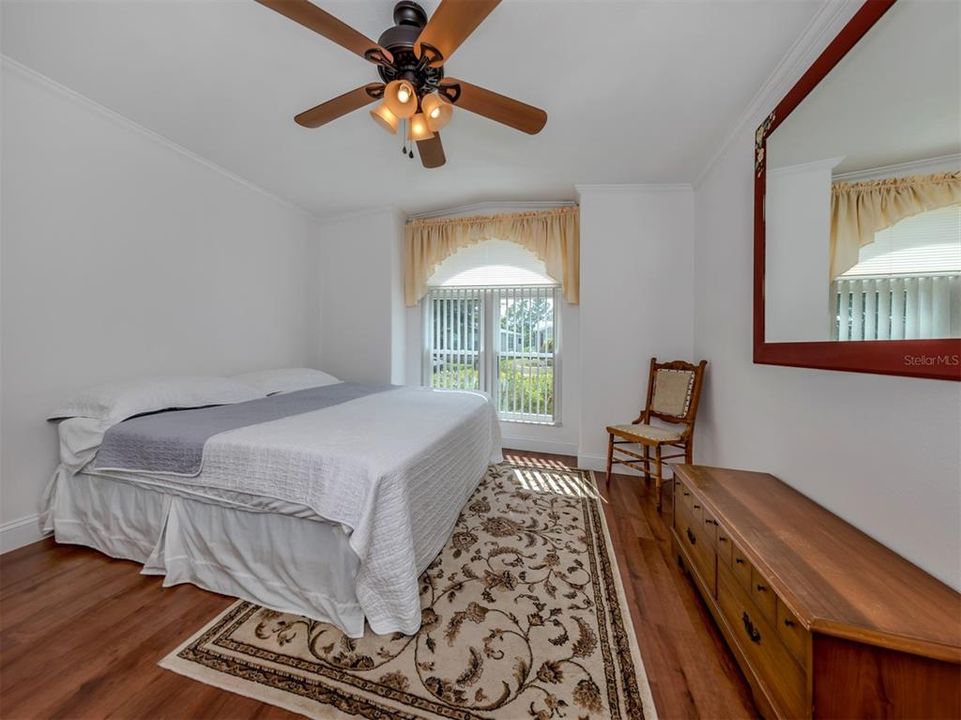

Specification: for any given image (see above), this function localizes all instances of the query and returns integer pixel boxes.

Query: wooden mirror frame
[753,0,960,381]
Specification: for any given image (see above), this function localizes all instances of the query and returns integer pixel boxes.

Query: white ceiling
[2,0,825,219]
[768,0,960,175]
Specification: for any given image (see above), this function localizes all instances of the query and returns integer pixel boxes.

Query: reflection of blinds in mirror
[833,275,960,340]
[841,205,961,277]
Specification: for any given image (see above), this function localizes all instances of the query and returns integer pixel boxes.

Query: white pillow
[232,368,341,396]
[48,376,264,423]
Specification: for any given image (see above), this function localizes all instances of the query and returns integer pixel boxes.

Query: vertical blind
[426,286,558,423]
[832,274,960,340]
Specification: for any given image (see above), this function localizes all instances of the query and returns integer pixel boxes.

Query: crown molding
[574,183,693,195]
[1,55,320,221]
[692,0,862,189]
[768,156,845,178]
[833,153,961,182]
[408,200,577,220]
[314,204,406,227]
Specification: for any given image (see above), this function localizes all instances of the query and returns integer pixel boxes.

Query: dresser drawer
[716,525,734,568]
[677,498,717,596]
[718,564,808,718]
[750,566,777,624]
[677,481,695,511]
[776,600,809,664]
[698,504,717,548]
[731,543,753,593]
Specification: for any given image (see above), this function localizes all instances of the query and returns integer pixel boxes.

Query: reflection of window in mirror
[832,199,960,342]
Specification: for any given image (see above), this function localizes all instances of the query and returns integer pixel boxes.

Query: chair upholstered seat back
[645,359,706,426]
[651,368,697,420]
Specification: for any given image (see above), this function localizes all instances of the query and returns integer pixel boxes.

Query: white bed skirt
[45,471,368,636]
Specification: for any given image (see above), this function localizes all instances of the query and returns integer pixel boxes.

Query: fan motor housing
[376,1,444,91]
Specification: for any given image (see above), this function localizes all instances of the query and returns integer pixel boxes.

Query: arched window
[424,240,559,424]
[428,239,557,287]
[833,205,960,340]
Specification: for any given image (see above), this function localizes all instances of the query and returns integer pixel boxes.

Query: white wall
[396,190,695,463]
[693,109,961,591]
[0,62,317,549]
[576,186,696,470]
[314,208,406,385]
[765,158,839,342]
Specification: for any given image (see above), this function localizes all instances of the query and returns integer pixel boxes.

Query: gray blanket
[92,382,394,475]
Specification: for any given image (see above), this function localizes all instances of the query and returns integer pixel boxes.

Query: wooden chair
[605,358,707,510]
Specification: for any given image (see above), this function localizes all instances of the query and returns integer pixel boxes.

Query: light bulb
[408,113,434,141]
[369,102,399,135]
[384,80,417,119]
[420,92,453,132]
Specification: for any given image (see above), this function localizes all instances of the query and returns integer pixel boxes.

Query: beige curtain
[830,172,961,279]
[404,206,580,306]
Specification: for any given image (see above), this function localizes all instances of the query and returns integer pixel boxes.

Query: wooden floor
[0,451,757,719]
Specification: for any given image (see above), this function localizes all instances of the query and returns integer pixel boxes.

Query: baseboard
[501,437,578,457]
[0,513,47,555]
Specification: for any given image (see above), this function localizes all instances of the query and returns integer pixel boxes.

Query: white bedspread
[84,386,501,635]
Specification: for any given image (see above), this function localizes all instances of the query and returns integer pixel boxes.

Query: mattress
[44,383,503,636]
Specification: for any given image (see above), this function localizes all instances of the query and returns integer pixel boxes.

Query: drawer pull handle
[784,619,795,628]
[741,612,762,644]
[735,558,745,565]
[705,519,717,526]
[755,583,767,592]
[718,536,727,542]
[686,527,696,545]
[683,490,690,497]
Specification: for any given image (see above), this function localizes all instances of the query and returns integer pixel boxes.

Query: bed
[42,376,502,638]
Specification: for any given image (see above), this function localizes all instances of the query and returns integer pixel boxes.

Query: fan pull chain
[407,120,414,159]
[401,119,407,155]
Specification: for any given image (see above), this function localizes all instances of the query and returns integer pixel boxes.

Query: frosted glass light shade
[408,112,435,141]
[384,80,417,119]
[421,93,453,132]
[369,102,399,134]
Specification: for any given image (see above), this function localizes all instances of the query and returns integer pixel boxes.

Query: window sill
[499,417,561,428]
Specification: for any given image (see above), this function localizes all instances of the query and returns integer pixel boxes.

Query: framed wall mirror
[754,0,960,380]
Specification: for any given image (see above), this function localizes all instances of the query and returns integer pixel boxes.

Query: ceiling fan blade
[442,78,547,135]
[294,83,384,128]
[256,0,393,65]
[417,133,446,169]
[415,0,500,66]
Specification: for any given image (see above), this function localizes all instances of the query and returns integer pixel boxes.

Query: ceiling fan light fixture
[408,112,435,141]
[421,92,453,132]
[384,79,418,119]
[369,102,400,134]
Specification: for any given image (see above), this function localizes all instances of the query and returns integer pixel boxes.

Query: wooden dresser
[671,465,961,719]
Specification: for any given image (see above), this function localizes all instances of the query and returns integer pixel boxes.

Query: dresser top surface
[674,464,961,661]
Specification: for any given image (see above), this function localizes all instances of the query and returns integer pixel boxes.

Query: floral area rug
[160,463,657,719]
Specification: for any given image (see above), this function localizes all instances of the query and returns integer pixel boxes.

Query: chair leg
[606,433,615,487]
[643,444,651,483]
[655,444,663,512]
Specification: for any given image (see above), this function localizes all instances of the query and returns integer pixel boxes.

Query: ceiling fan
[255,0,547,169]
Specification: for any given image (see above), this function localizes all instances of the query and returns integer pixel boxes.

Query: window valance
[830,171,961,279]
[404,206,580,306]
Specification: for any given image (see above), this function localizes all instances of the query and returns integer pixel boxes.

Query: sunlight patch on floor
[512,466,600,499]
[503,453,572,470]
